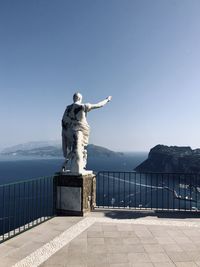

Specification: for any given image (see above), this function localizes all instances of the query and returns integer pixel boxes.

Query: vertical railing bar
[145,173,147,210]
[97,173,99,207]
[167,173,170,211]
[113,172,115,208]
[196,174,198,212]
[134,172,136,209]
[184,174,186,211]
[39,178,42,223]
[151,173,152,210]
[139,173,141,210]
[36,179,38,223]
[129,172,131,209]
[172,174,175,211]
[45,177,47,220]
[33,180,35,225]
[124,172,125,208]
[8,185,11,238]
[156,174,158,210]
[178,174,181,211]
[190,174,192,211]
[18,183,21,232]
[108,172,110,208]
[161,173,163,211]
[102,172,105,208]
[28,181,31,227]
[118,172,120,208]
[13,184,16,235]
[47,177,50,217]
[45,177,48,220]
[23,182,26,231]
[43,177,45,221]
[2,186,5,241]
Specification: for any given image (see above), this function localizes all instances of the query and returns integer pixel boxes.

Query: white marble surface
[61,93,112,174]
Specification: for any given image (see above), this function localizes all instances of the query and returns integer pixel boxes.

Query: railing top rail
[0,175,53,188]
[97,171,200,175]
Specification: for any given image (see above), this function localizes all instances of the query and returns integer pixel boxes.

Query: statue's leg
[61,129,73,171]
[83,148,87,169]
[71,131,84,173]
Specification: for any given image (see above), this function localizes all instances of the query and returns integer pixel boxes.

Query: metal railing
[0,176,55,243]
[96,171,200,211]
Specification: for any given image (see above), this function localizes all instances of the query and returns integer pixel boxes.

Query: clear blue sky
[1,0,200,152]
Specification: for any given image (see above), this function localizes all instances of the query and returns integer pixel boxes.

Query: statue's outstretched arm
[89,96,112,110]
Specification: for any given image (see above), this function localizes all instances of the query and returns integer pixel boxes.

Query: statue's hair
[73,92,82,102]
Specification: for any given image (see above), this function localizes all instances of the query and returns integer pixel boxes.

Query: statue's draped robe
[62,103,91,162]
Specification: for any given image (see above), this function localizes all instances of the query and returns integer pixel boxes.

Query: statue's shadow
[94,209,200,219]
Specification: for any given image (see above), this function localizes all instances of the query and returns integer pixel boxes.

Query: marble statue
[61,92,112,174]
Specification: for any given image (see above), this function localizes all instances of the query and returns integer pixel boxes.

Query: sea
[0,152,147,185]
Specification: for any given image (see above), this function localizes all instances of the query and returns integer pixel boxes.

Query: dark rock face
[135,145,200,173]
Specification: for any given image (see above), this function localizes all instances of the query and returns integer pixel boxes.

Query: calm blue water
[0,153,147,185]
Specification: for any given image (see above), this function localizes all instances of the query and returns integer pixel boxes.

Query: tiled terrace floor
[1,210,200,267]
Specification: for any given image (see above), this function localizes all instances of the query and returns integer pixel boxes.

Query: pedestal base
[54,173,96,216]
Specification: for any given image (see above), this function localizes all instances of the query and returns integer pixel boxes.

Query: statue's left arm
[85,96,112,111]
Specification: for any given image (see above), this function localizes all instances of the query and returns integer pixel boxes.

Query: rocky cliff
[135,144,200,173]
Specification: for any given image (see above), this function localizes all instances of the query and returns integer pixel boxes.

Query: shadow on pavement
[93,208,200,220]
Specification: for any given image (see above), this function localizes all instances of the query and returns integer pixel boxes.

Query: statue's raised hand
[107,96,112,102]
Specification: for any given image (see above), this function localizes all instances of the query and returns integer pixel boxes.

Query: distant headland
[0,141,124,160]
[135,144,200,173]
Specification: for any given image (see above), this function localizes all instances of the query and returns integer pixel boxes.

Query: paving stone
[162,244,183,252]
[117,224,133,231]
[153,262,176,267]
[119,231,137,237]
[102,224,118,232]
[104,237,123,245]
[186,251,200,262]
[0,256,17,267]
[167,251,194,262]
[0,243,15,257]
[87,237,105,244]
[175,262,198,267]
[139,237,158,244]
[173,236,193,244]
[148,252,172,263]
[87,252,108,266]
[122,237,141,245]
[87,231,104,238]
[179,243,198,252]
[87,243,107,254]
[110,263,132,267]
[144,244,164,253]
[104,231,121,238]
[107,244,129,253]
[5,240,45,261]
[128,252,151,263]
[156,236,176,245]
[108,253,129,264]
[131,263,154,267]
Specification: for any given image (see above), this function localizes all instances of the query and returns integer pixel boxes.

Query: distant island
[0,141,124,160]
[135,144,200,173]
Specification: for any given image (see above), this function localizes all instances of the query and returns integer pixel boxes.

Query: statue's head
[73,92,82,103]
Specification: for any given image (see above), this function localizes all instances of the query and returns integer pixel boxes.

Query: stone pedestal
[54,173,96,216]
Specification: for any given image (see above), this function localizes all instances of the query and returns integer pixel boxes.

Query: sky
[1,0,200,152]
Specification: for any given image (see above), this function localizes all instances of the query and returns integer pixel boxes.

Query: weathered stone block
[54,173,96,216]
